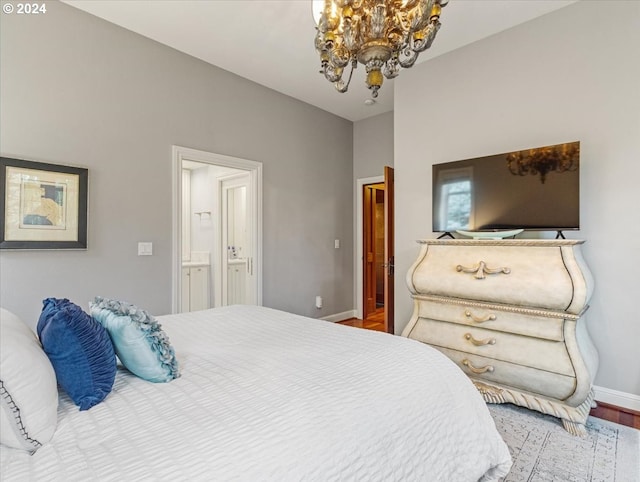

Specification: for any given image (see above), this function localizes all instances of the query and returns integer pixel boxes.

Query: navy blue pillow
[37,298,116,411]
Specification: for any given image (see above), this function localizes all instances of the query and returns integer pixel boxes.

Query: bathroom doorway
[172,146,262,313]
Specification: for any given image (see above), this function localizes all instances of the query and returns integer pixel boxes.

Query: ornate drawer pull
[462,359,495,374]
[456,260,511,280]
[464,310,497,323]
[464,333,496,346]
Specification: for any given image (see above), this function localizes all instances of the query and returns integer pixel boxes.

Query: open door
[221,173,256,306]
[361,167,394,334]
[384,166,394,334]
[362,183,383,319]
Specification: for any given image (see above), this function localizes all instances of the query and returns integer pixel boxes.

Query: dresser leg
[474,381,594,436]
[562,419,587,436]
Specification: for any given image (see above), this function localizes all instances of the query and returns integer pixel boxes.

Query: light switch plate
[138,242,153,256]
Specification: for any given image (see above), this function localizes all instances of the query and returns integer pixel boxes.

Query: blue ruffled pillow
[89,297,180,383]
[37,298,116,411]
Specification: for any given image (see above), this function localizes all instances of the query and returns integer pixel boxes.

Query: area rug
[488,403,640,482]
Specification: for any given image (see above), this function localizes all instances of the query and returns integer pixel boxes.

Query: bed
[1,304,512,481]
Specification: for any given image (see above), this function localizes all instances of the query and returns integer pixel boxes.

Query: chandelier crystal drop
[313,0,448,98]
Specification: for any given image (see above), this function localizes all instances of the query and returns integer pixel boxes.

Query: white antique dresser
[402,239,599,435]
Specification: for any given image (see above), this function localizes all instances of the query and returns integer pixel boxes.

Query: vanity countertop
[182,261,210,268]
[227,258,247,265]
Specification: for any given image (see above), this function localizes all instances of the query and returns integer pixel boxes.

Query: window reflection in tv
[432,141,580,233]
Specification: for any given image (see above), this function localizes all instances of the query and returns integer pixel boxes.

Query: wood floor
[590,402,640,429]
[339,310,385,332]
[337,317,640,430]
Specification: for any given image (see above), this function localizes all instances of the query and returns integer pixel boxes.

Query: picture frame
[0,157,88,250]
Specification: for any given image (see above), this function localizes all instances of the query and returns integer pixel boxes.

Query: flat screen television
[432,141,580,235]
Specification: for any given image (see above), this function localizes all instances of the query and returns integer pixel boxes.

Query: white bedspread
[1,305,511,481]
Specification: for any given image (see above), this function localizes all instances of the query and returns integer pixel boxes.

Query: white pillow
[0,308,58,452]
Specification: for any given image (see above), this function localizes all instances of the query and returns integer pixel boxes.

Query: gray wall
[394,1,640,397]
[0,1,354,326]
[353,111,394,180]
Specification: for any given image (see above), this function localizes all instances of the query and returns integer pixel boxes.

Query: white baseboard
[321,310,357,323]
[594,385,640,412]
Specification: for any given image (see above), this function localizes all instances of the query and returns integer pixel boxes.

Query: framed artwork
[1,157,88,249]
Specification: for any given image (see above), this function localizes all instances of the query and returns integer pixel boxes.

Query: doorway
[357,166,394,333]
[172,146,262,314]
[363,182,385,321]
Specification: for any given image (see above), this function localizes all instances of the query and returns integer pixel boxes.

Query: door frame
[355,175,383,320]
[172,145,263,313]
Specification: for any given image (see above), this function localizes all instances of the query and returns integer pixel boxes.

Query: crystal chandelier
[313,0,448,98]
[506,142,580,184]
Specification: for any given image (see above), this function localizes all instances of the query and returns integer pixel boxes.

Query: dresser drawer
[436,347,577,401]
[407,318,574,376]
[410,244,583,312]
[415,298,566,341]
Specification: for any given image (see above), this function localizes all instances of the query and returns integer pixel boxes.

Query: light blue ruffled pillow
[89,297,180,383]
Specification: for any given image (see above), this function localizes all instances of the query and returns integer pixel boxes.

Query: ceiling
[62,0,576,122]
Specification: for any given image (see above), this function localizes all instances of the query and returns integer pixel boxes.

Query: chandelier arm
[329,46,351,69]
[412,21,440,53]
[398,48,418,69]
[334,60,357,93]
[314,29,324,53]
[383,56,400,79]
[322,62,343,83]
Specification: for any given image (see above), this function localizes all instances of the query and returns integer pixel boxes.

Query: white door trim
[354,175,384,320]
[172,145,263,313]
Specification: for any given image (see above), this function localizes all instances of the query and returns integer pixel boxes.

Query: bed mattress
[1,305,511,481]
